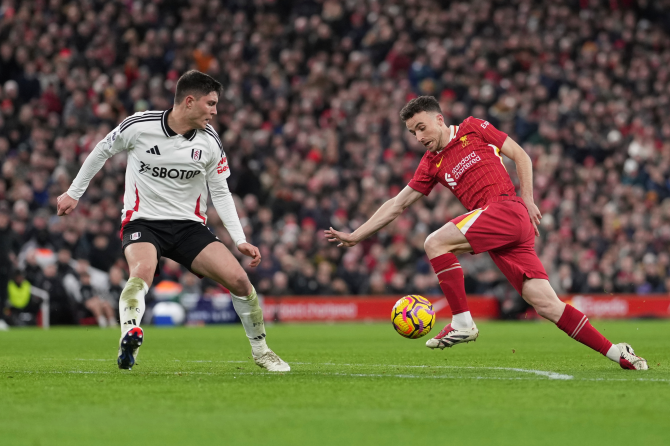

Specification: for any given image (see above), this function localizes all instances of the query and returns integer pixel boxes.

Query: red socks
[557,304,612,356]
[429,256,612,359]
[429,253,469,315]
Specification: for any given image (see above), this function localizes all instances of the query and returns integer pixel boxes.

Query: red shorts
[450,199,548,294]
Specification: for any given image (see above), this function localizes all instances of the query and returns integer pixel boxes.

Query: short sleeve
[408,155,438,196]
[470,117,508,148]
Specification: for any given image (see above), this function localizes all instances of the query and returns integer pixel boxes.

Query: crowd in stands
[2,0,670,325]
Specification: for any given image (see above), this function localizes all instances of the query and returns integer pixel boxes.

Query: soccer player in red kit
[325,96,647,370]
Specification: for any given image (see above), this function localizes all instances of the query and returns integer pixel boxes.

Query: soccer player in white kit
[57,70,290,372]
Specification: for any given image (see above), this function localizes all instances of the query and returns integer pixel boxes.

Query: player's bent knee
[424,232,449,256]
[424,232,436,252]
[229,274,252,297]
[424,225,465,257]
[129,264,154,287]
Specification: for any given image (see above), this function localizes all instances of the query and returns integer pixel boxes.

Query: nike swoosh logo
[436,157,443,168]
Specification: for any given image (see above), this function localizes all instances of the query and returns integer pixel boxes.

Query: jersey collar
[448,125,459,144]
[162,109,198,141]
[436,125,459,154]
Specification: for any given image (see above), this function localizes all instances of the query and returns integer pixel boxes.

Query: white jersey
[67,109,246,245]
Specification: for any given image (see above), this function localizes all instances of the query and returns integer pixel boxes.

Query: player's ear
[435,113,445,126]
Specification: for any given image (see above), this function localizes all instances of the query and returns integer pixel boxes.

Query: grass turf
[1,320,669,446]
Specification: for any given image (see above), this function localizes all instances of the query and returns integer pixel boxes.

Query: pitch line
[34,359,626,382]
[6,370,670,383]
[284,362,573,380]
[68,358,625,381]
[3,370,555,381]
[63,359,667,382]
[488,367,572,380]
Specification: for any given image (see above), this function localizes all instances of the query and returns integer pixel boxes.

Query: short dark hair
[399,95,442,121]
[174,70,223,104]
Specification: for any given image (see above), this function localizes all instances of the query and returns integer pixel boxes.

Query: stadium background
[2,0,670,326]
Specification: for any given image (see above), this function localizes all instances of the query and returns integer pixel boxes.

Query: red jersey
[408,116,516,211]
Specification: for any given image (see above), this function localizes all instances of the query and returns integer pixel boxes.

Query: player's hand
[238,242,261,267]
[524,198,542,236]
[57,192,78,216]
[324,227,358,248]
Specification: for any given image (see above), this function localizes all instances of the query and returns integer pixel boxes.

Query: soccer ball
[391,295,436,339]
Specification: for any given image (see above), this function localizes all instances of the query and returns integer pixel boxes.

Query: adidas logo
[445,173,457,187]
[146,145,161,155]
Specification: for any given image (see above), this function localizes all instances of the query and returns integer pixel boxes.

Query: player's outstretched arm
[59,123,130,217]
[500,137,542,236]
[325,186,423,247]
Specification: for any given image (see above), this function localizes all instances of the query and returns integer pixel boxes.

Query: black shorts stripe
[120,117,162,133]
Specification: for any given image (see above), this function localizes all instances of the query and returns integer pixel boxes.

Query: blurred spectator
[88,230,120,272]
[315,262,335,294]
[336,253,369,294]
[62,90,93,130]
[40,263,77,325]
[1,0,670,307]
[291,263,319,295]
[160,259,183,283]
[7,269,41,326]
[22,249,44,287]
[107,266,125,305]
[368,272,388,295]
[180,271,202,296]
[80,272,116,328]
[584,271,605,294]
[56,248,76,279]
[270,271,293,296]
[0,204,18,326]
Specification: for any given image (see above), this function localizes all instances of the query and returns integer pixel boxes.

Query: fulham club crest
[191,149,202,161]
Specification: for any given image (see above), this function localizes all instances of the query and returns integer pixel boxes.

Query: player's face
[405,111,445,153]
[188,91,218,129]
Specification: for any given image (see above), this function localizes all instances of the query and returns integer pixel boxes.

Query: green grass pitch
[1,320,669,446]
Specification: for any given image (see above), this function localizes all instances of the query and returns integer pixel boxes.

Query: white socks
[119,277,148,335]
[231,287,270,357]
[606,344,621,363]
[451,311,474,330]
